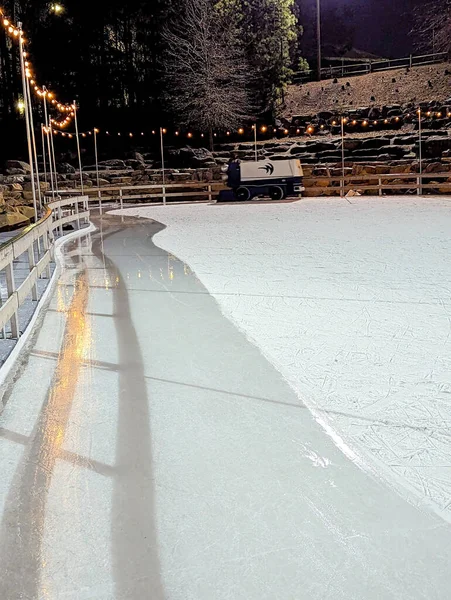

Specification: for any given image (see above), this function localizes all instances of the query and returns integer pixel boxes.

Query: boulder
[58,163,76,173]
[305,141,337,152]
[7,183,23,192]
[4,175,25,184]
[125,159,146,169]
[360,137,391,149]
[99,159,126,169]
[5,160,31,173]
[0,212,29,231]
[6,168,27,175]
[423,136,451,158]
[377,145,408,158]
[178,147,216,168]
[15,206,36,220]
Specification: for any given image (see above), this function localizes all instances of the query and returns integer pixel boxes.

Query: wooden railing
[305,172,451,196]
[293,51,449,84]
[0,195,89,339]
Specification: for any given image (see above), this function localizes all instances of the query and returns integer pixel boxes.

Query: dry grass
[283,62,451,117]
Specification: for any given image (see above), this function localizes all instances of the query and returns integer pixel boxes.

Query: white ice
[114,196,451,518]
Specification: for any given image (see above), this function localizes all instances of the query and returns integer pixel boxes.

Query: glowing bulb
[187,132,193,138]
[162,128,167,134]
[3,19,9,26]
[374,120,377,125]
[437,112,442,117]
[175,131,179,136]
[296,128,300,134]
[284,129,289,134]
[141,132,144,136]
[8,26,13,33]
[69,134,73,138]
[332,121,337,126]
[129,132,133,137]
[118,132,121,136]
[363,120,368,125]
[427,111,431,116]
[238,128,244,134]
[16,100,25,113]
[82,133,86,137]
[384,119,389,124]
[307,127,314,134]
[94,128,99,133]
[226,131,230,136]
[352,120,357,125]
[13,29,19,36]
[261,126,267,133]
[395,117,400,121]
[201,133,204,137]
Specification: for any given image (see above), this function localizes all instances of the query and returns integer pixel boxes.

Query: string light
[260,125,267,133]
[0,5,74,122]
[238,128,244,134]
[187,132,193,138]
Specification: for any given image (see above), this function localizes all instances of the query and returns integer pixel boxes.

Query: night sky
[301,0,419,59]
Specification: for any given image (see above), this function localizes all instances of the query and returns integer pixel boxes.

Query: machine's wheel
[235,186,251,201]
[269,186,285,201]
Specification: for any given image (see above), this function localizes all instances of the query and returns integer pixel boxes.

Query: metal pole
[25,73,42,213]
[316,0,322,81]
[42,90,55,198]
[94,128,100,189]
[41,124,48,187]
[73,100,84,194]
[160,127,166,205]
[254,125,258,161]
[49,127,59,196]
[341,116,345,197]
[418,108,423,195]
[18,25,37,222]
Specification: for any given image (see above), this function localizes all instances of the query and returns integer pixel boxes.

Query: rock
[179,147,216,168]
[99,159,126,169]
[7,183,23,192]
[423,136,451,158]
[23,181,50,192]
[6,168,27,175]
[360,137,391,149]
[305,141,337,152]
[134,152,145,163]
[83,165,109,171]
[0,212,29,231]
[125,159,146,169]
[378,145,408,158]
[4,175,25,184]
[16,206,36,220]
[5,160,31,173]
[59,163,76,173]
[110,176,133,185]
[424,162,443,173]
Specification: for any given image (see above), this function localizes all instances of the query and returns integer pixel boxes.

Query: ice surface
[113,197,451,518]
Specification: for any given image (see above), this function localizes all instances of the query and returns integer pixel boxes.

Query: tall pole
[93,128,100,189]
[316,0,322,81]
[418,109,423,195]
[73,100,84,194]
[254,125,258,161]
[18,24,37,222]
[160,127,166,206]
[42,90,55,198]
[341,116,345,198]
[49,127,59,196]
[26,76,42,212]
[41,124,48,187]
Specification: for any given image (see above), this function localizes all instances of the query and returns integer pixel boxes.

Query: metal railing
[293,52,449,84]
[0,195,89,339]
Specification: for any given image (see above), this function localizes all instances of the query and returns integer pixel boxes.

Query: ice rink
[0,197,450,599]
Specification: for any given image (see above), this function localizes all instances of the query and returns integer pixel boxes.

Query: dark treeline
[0,0,311,159]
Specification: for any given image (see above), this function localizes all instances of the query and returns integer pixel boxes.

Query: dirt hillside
[284,62,451,117]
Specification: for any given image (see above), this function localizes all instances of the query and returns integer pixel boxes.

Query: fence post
[410,54,413,69]
[378,177,382,196]
[42,231,51,279]
[28,244,38,301]
[120,188,123,210]
[5,262,19,339]
[58,205,63,237]
[208,185,212,202]
[75,198,80,230]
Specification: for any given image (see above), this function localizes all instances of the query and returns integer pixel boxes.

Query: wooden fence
[293,51,449,84]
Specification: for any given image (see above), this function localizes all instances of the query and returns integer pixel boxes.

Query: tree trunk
[209,127,214,152]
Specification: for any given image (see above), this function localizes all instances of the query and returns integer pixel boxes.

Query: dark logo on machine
[259,163,274,175]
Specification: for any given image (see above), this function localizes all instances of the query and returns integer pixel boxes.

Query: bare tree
[163,0,251,149]
[411,0,451,54]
